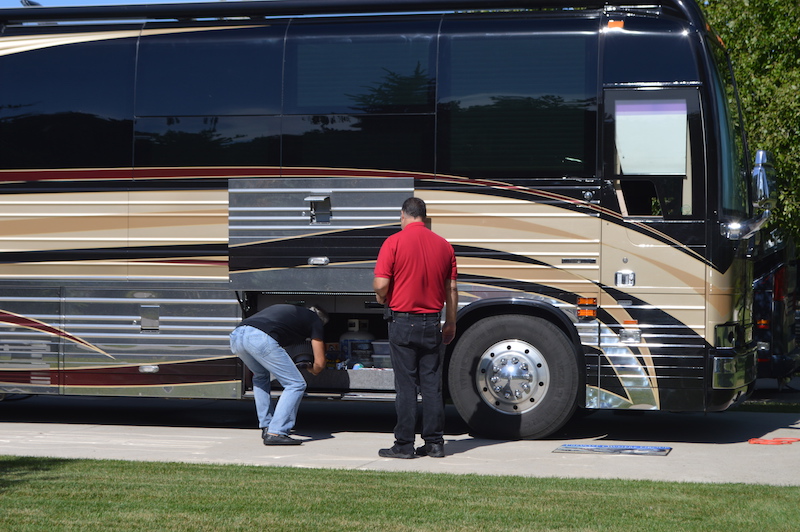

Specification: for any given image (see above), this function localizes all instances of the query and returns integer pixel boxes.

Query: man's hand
[442,321,456,345]
[310,338,326,376]
[296,360,324,376]
[442,278,458,345]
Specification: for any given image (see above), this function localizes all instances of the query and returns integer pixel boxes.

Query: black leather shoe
[378,445,416,459]
[415,443,445,458]
[262,427,296,442]
[263,433,303,446]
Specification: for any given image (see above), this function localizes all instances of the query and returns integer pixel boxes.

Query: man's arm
[309,338,326,376]
[442,278,458,345]
[373,276,390,305]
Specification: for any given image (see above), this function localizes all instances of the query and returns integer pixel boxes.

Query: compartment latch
[304,194,331,224]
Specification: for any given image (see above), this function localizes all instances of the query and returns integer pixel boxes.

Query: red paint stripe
[0,309,112,358]
[279,167,427,179]
[0,168,132,183]
[132,167,280,179]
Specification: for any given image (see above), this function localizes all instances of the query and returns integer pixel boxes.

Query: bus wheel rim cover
[475,339,549,414]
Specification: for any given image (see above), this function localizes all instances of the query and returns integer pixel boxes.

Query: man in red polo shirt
[373,197,458,459]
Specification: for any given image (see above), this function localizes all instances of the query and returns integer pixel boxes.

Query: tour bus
[0,0,777,439]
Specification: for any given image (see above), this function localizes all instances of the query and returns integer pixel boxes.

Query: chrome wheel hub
[475,339,549,414]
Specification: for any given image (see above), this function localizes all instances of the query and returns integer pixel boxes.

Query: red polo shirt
[374,221,457,313]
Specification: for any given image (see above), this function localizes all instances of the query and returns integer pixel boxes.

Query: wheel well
[445,300,584,398]
[452,301,579,352]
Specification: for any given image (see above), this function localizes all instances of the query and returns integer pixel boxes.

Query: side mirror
[721,149,775,240]
[752,149,776,212]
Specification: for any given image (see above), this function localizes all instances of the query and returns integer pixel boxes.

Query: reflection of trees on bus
[347,63,434,114]
[135,117,279,167]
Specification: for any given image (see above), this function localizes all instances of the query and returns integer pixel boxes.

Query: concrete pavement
[1,377,799,486]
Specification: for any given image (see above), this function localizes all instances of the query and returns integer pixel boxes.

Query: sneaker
[263,433,303,446]
[415,443,445,458]
[378,445,416,459]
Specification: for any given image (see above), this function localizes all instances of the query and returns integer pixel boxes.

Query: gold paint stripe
[0,26,263,57]
[62,380,240,391]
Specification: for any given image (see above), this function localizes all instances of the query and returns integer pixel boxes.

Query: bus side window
[136,24,284,117]
[0,34,135,170]
[606,90,702,220]
[438,16,598,179]
[134,24,286,167]
[281,18,438,173]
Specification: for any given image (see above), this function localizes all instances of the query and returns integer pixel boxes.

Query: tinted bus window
[284,18,438,115]
[603,18,700,84]
[282,18,438,172]
[136,24,285,117]
[0,34,135,169]
[438,16,598,178]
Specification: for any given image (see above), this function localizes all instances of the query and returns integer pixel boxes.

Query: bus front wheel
[447,315,580,439]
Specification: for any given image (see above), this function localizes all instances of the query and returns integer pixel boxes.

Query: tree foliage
[700,0,800,237]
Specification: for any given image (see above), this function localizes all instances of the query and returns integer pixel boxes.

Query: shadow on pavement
[553,409,800,444]
[0,395,258,430]
[0,394,468,435]
[2,375,799,446]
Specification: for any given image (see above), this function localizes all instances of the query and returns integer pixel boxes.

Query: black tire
[447,315,580,439]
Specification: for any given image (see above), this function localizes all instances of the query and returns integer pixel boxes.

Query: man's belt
[392,311,440,318]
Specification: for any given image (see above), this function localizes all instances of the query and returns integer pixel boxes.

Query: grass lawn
[1,455,799,531]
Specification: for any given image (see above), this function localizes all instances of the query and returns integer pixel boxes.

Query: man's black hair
[402,197,426,219]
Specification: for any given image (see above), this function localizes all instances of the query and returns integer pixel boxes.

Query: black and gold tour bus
[0,0,779,438]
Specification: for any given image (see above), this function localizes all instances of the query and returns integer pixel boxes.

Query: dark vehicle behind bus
[753,232,800,384]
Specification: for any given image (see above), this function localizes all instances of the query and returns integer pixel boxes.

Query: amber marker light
[577,297,597,319]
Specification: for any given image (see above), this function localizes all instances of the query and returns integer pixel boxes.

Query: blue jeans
[388,313,445,451]
[229,325,307,435]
